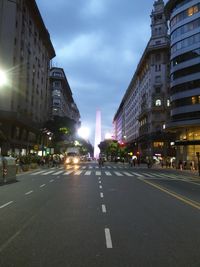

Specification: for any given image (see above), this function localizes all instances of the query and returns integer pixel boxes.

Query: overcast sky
[36,0,166,144]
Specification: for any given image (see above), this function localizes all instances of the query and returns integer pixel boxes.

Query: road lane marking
[85,171,91,176]
[99,185,102,189]
[63,171,73,175]
[105,228,113,248]
[25,191,33,195]
[31,170,46,175]
[40,184,46,188]
[102,204,107,213]
[0,201,13,209]
[96,171,101,176]
[105,171,112,176]
[132,172,144,177]
[89,166,93,169]
[107,166,111,169]
[42,171,55,176]
[114,171,123,176]
[100,193,104,198]
[137,177,200,210]
[52,171,64,175]
[50,179,54,183]
[74,170,82,175]
[99,181,101,184]
[123,172,133,176]
[82,166,86,169]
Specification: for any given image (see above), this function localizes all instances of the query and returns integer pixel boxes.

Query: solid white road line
[114,171,123,176]
[102,204,107,213]
[25,190,33,195]
[123,172,133,176]
[100,192,104,198]
[85,171,91,176]
[42,171,55,176]
[0,201,13,209]
[105,171,112,176]
[40,184,46,188]
[96,171,101,176]
[52,171,64,175]
[31,170,46,175]
[105,228,113,248]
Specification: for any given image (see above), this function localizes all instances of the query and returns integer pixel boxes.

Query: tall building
[114,0,175,160]
[50,67,80,124]
[165,0,200,165]
[0,0,55,155]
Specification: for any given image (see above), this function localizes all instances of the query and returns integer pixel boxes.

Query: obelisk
[94,110,102,159]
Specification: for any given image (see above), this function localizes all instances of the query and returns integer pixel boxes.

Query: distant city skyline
[36,0,167,143]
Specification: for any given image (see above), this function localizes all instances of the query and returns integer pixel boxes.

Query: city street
[0,162,200,267]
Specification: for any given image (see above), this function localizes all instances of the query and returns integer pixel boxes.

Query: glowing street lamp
[78,127,90,140]
[0,70,7,87]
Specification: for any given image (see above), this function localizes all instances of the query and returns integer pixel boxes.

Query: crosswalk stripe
[107,166,111,169]
[85,171,91,176]
[96,171,101,176]
[89,166,93,169]
[123,172,133,176]
[52,171,64,175]
[63,170,74,175]
[114,171,123,176]
[74,170,82,175]
[42,171,55,176]
[82,166,86,169]
[105,171,112,176]
[131,172,143,177]
[31,170,46,175]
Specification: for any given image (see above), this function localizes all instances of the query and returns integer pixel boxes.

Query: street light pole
[196,152,200,176]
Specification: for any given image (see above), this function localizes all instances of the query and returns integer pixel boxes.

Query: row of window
[171,3,200,27]
[154,99,170,107]
[172,0,194,13]
[171,63,200,80]
[172,95,200,108]
[171,32,200,54]
[172,111,200,121]
[171,79,200,94]
[172,47,200,66]
[171,17,200,40]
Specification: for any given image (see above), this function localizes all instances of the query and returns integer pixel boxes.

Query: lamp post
[196,152,200,176]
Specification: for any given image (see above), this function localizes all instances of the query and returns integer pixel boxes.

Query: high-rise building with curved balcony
[165,0,200,165]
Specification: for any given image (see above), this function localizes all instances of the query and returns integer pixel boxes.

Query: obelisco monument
[94,110,102,159]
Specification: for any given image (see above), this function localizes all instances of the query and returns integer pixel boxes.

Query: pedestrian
[190,161,195,171]
[179,160,183,170]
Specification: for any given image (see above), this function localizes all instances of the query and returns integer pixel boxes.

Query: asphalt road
[0,162,200,267]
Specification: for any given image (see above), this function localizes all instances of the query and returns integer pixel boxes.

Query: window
[53,72,62,77]
[155,99,162,106]
[154,142,164,148]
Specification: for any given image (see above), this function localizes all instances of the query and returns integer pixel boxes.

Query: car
[65,152,80,165]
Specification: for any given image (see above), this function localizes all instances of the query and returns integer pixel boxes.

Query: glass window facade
[171,63,200,80]
[171,18,200,40]
[171,3,200,27]
[171,79,200,94]
[172,47,200,66]
[171,33,200,53]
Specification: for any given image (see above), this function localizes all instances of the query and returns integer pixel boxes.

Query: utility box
[0,157,3,184]
[3,157,16,183]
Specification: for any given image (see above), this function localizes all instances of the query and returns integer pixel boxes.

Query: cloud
[36,0,158,143]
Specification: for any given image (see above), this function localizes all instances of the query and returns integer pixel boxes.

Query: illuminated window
[188,7,194,16]
[192,96,196,104]
[153,142,164,148]
[155,99,162,106]
[167,99,170,107]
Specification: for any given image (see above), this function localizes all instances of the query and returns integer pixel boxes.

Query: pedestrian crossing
[30,166,198,183]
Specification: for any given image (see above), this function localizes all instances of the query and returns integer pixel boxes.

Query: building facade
[50,67,80,123]
[0,0,55,155]
[165,0,200,166]
[114,0,175,161]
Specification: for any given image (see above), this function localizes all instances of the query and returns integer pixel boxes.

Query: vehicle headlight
[73,157,79,164]
[66,158,70,163]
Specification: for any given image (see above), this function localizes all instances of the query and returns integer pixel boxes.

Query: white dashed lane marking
[0,201,13,209]
[40,184,46,188]
[105,228,113,248]
[25,191,33,195]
